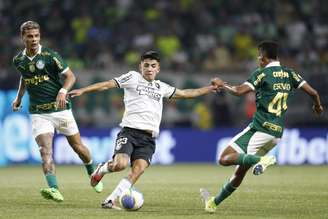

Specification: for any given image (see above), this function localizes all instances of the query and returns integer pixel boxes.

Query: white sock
[99,162,110,174]
[104,178,132,202]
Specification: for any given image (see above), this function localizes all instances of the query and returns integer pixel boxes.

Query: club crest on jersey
[29,64,36,72]
[36,60,45,70]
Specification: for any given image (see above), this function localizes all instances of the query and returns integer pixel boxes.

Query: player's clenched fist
[12,98,22,111]
[211,77,224,89]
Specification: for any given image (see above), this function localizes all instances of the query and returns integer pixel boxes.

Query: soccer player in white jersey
[69,50,222,208]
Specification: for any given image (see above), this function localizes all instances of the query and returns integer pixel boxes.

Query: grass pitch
[0,164,327,219]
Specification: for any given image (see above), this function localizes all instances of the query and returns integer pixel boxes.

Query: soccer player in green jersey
[11,21,104,202]
[200,41,324,213]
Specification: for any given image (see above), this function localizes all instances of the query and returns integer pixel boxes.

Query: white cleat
[200,188,217,213]
[253,155,276,175]
[101,198,121,210]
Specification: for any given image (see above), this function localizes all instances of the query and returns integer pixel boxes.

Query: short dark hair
[20,21,40,35]
[141,50,160,62]
[258,41,279,60]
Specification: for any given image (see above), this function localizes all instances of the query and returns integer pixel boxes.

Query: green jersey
[245,62,305,137]
[13,45,72,114]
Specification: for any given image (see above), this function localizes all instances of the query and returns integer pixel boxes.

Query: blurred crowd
[0,0,327,128]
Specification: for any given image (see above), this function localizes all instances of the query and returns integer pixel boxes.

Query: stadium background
[0,0,327,166]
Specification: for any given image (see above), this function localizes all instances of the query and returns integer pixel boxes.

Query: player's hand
[12,98,22,112]
[56,92,67,109]
[211,77,224,89]
[68,89,84,98]
[312,104,324,116]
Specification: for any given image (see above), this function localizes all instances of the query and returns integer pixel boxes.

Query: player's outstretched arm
[300,82,324,115]
[172,85,218,99]
[211,77,253,96]
[69,79,117,98]
[12,76,26,111]
[222,83,253,96]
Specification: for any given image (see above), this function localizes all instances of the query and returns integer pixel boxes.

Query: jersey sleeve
[52,51,69,74]
[245,69,265,90]
[290,71,306,89]
[160,81,176,98]
[12,55,21,72]
[114,71,138,88]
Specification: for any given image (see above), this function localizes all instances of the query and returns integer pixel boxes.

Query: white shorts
[31,109,79,138]
[228,126,280,156]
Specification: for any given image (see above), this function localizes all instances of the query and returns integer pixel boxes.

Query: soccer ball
[119,188,144,210]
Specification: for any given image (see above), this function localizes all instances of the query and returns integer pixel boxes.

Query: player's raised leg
[37,133,64,202]
[102,158,148,209]
[66,133,103,193]
[91,153,129,186]
[219,146,260,166]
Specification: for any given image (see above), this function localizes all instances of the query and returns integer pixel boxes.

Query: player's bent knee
[219,155,230,166]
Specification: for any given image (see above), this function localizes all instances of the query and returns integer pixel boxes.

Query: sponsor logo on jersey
[263,122,282,133]
[24,75,50,85]
[36,60,45,70]
[53,57,63,69]
[136,85,162,101]
[254,73,265,86]
[292,72,302,82]
[273,70,289,78]
[119,74,133,84]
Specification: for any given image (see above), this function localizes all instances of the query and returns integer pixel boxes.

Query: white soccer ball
[119,188,144,210]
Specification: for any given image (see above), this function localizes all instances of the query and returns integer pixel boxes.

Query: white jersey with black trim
[114,71,176,136]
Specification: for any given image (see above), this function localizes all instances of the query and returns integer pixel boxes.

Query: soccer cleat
[253,155,276,175]
[200,188,217,213]
[90,163,106,187]
[92,181,104,193]
[101,199,121,210]
[40,188,64,202]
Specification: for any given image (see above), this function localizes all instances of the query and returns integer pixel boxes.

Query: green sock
[45,173,58,189]
[214,182,236,205]
[85,161,95,176]
[236,154,261,166]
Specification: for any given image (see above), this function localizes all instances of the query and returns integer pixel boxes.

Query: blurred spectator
[244,92,256,120]
[211,92,232,127]
[2,0,327,128]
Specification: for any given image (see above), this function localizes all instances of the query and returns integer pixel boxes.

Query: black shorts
[113,127,156,165]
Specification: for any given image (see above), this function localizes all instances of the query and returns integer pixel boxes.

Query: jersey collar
[264,61,280,68]
[22,44,42,60]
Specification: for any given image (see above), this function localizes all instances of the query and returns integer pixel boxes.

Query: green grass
[0,165,327,219]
